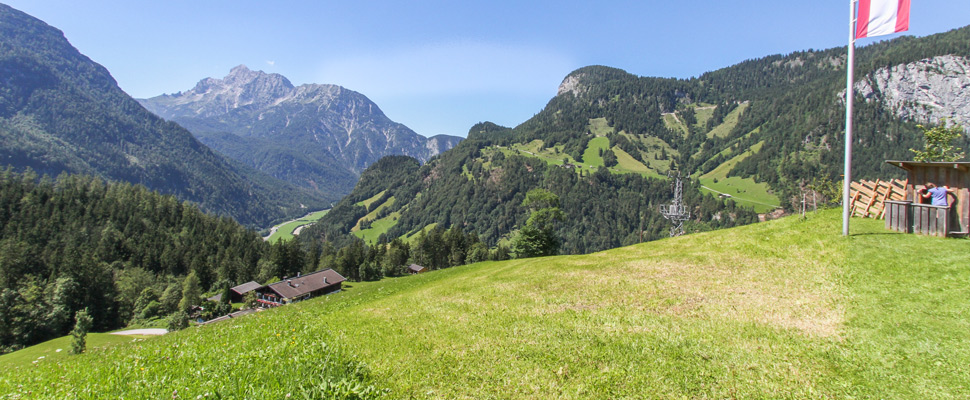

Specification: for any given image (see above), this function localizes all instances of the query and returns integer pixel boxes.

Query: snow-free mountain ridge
[139,66,462,199]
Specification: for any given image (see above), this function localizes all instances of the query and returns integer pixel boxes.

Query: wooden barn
[883,161,970,237]
[406,264,427,274]
[255,269,346,308]
[207,281,262,303]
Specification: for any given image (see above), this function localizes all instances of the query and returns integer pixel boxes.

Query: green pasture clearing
[662,113,688,136]
[587,117,614,136]
[697,140,778,212]
[355,211,401,243]
[699,176,780,212]
[6,212,970,398]
[701,140,765,181]
[707,102,749,138]
[633,134,678,172]
[266,209,330,242]
[352,197,396,232]
[611,146,663,178]
[356,190,387,209]
[692,105,715,131]
[581,136,609,167]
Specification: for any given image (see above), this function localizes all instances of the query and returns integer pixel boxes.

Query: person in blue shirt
[920,182,956,207]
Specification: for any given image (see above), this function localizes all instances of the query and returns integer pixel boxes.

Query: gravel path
[110,328,168,336]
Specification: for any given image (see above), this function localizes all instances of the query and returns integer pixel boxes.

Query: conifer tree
[70,308,93,355]
[178,271,202,313]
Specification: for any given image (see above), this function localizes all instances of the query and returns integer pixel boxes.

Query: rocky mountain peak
[557,73,586,98]
[183,65,294,111]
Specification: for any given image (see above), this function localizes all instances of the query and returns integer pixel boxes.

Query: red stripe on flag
[895,0,911,33]
[856,0,873,38]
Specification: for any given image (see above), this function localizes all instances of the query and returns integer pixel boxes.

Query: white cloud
[266,60,276,66]
[315,40,575,99]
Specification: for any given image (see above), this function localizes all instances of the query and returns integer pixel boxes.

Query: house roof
[886,160,970,172]
[407,264,426,272]
[264,269,346,299]
[231,281,262,295]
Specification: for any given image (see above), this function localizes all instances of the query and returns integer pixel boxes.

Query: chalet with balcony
[255,269,346,308]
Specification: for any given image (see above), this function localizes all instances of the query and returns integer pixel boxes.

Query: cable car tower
[659,171,690,237]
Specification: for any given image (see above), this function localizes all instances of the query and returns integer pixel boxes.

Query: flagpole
[843,0,857,236]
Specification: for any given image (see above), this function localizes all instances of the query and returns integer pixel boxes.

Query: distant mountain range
[138,66,462,198]
[0,4,326,227]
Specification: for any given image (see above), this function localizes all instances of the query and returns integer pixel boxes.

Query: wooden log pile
[849,179,907,219]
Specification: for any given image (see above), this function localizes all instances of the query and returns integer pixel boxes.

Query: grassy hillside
[9,210,970,398]
[699,140,781,212]
[266,209,331,242]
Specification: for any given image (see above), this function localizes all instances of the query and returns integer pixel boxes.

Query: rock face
[856,55,970,131]
[139,66,462,197]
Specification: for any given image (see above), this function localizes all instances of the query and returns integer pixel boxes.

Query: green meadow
[0,332,154,368]
[266,209,330,242]
[706,102,749,139]
[699,140,780,212]
[6,210,970,398]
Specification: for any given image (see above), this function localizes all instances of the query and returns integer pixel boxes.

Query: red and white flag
[856,0,911,38]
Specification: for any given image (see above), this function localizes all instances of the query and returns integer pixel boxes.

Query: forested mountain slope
[139,66,462,199]
[0,168,334,353]
[307,26,970,254]
[0,4,326,227]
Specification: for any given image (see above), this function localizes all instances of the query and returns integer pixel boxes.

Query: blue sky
[4,1,968,137]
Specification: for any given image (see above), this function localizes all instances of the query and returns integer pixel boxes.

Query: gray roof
[264,269,346,299]
[407,264,426,272]
[231,281,263,295]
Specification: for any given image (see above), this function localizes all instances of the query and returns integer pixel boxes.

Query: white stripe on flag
[856,0,910,39]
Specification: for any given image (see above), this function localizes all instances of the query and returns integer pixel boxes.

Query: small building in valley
[207,281,263,303]
[255,269,346,308]
[407,264,427,274]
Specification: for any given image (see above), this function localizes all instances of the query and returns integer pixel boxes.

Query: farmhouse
[407,264,427,274]
[255,269,346,308]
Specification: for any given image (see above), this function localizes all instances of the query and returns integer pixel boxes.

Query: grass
[692,105,715,132]
[356,190,387,209]
[610,145,664,178]
[707,102,749,139]
[355,211,401,243]
[662,113,688,136]
[587,117,614,136]
[699,140,780,212]
[0,333,156,368]
[5,211,970,398]
[699,176,780,212]
[581,136,609,167]
[265,209,330,242]
[352,197,396,232]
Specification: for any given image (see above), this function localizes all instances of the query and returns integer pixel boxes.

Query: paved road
[110,328,168,336]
